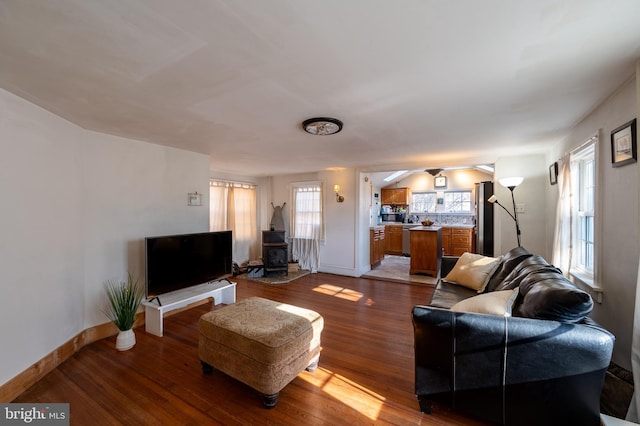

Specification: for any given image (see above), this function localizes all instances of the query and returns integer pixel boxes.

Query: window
[291,182,324,240]
[411,192,437,213]
[290,182,324,273]
[571,142,596,276]
[209,180,258,264]
[444,191,472,212]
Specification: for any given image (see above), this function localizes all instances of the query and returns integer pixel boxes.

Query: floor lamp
[488,177,523,247]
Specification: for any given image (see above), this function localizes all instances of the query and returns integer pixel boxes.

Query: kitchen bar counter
[381,222,474,229]
[408,226,442,276]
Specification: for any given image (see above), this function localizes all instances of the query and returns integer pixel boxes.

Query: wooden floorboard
[14,272,489,425]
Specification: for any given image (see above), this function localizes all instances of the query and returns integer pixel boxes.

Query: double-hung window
[290,182,324,272]
[411,192,437,213]
[571,142,596,277]
[444,191,472,212]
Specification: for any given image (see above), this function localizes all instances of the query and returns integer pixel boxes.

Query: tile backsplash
[410,213,475,225]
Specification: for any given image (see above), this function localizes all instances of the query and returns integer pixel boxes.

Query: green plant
[104,273,144,331]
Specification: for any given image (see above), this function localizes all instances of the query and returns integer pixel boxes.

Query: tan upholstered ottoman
[198,297,323,408]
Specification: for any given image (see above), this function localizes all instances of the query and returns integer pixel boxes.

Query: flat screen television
[145,230,232,299]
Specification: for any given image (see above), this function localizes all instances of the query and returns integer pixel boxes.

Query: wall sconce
[334,184,344,203]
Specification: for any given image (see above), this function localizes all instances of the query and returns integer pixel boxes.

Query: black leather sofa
[412,247,615,426]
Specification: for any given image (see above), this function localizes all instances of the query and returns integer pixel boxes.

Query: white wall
[547,75,638,370]
[0,89,209,387]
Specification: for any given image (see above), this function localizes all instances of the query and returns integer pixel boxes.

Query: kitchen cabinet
[409,227,442,277]
[441,227,475,256]
[370,227,385,268]
[381,187,410,205]
[384,225,403,255]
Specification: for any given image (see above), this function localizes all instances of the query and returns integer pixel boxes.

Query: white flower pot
[116,329,136,351]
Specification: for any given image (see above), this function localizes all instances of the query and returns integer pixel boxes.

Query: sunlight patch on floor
[300,367,385,421]
[313,283,363,301]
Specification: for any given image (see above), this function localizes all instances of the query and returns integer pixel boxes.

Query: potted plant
[104,273,144,351]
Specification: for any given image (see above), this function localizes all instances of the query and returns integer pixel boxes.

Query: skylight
[383,170,407,182]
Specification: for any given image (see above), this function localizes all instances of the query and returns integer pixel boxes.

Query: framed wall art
[549,161,558,185]
[188,192,202,206]
[611,118,637,167]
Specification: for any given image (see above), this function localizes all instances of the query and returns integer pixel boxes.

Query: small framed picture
[611,118,637,167]
[188,192,202,206]
[549,162,558,185]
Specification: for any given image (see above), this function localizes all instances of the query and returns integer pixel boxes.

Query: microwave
[381,212,405,223]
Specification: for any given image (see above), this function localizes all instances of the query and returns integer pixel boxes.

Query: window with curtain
[553,135,598,283]
[210,180,258,265]
[290,182,324,273]
[571,142,596,277]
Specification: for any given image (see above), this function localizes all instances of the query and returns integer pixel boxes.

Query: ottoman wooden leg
[201,361,213,374]
[263,393,279,409]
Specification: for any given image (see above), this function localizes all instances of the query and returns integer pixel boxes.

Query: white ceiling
[1,0,639,177]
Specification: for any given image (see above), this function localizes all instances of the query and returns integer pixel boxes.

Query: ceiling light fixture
[302,117,343,135]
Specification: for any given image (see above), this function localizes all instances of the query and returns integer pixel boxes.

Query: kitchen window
[444,191,472,212]
[411,192,437,213]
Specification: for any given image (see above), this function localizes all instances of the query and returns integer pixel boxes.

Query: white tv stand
[142,279,236,337]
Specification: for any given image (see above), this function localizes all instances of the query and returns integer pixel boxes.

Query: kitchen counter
[382,222,475,229]
[409,226,442,277]
[408,225,442,231]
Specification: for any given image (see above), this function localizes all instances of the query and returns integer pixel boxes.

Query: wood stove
[262,231,288,276]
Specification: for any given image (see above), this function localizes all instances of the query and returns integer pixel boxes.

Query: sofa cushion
[513,271,593,322]
[485,246,533,292]
[429,280,479,309]
[444,252,503,292]
[492,255,556,291]
[451,288,519,316]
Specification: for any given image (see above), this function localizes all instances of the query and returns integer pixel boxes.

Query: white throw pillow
[451,288,519,317]
[444,252,503,292]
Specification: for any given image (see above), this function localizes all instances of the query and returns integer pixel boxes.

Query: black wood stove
[262,231,288,276]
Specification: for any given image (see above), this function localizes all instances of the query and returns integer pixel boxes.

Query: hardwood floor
[14,273,489,425]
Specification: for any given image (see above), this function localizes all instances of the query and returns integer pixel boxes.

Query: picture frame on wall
[611,118,637,167]
[188,192,202,206]
[549,162,558,185]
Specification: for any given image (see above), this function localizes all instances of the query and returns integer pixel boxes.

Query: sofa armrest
[412,305,614,425]
[440,255,459,277]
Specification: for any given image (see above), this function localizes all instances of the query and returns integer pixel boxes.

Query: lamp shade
[334,184,340,193]
[498,177,523,188]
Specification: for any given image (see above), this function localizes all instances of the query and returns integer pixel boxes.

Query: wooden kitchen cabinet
[441,227,475,256]
[370,227,385,268]
[381,187,410,205]
[384,225,403,255]
[409,227,442,277]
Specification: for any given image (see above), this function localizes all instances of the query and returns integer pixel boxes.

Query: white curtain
[290,183,323,273]
[209,185,228,231]
[629,262,640,421]
[228,186,258,264]
[210,182,258,266]
[552,154,573,275]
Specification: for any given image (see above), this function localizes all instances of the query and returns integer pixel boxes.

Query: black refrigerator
[475,181,494,256]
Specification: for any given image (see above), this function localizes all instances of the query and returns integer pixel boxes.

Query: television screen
[145,231,232,299]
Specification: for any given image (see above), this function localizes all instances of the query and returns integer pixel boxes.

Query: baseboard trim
[0,298,212,402]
